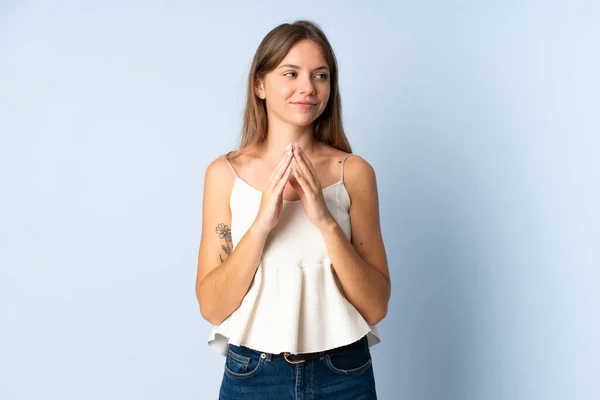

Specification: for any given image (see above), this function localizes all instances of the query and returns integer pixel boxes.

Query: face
[255,40,331,128]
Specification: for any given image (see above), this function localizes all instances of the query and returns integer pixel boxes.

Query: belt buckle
[283,352,305,364]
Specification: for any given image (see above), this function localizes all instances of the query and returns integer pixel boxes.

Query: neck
[261,121,317,160]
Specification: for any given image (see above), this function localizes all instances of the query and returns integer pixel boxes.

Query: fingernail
[285,143,292,150]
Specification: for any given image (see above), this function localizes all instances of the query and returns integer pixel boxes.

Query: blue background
[1,1,598,399]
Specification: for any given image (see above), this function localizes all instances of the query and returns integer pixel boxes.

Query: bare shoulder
[204,154,235,188]
[341,154,378,204]
[343,154,375,178]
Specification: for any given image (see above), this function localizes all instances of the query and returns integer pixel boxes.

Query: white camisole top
[207,153,381,356]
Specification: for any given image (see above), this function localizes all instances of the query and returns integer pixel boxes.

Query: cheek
[272,83,294,99]
[320,84,331,100]
[319,88,331,110]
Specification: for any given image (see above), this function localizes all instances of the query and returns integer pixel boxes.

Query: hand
[252,145,294,234]
[289,142,336,231]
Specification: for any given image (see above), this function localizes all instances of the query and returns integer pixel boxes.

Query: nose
[298,74,315,95]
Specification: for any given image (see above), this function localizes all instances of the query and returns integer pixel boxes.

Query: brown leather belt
[273,336,366,364]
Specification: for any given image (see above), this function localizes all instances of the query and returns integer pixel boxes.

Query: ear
[254,76,266,100]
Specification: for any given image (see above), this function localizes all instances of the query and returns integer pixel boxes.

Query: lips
[292,102,316,105]
[292,102,315,110]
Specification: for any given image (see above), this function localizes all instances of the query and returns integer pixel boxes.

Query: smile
[292,103,315,110]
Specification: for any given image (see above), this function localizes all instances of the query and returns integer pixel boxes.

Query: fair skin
[254,39,330,165]
[196,39,390,326]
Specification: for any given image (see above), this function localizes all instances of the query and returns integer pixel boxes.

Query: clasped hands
[287,142,336,232]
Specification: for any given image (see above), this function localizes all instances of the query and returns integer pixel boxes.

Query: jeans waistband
[231,335,368,363]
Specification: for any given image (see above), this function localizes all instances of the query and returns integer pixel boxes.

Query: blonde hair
[228,20,352,158]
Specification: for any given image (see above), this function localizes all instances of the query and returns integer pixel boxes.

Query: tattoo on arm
[215,223,232,263]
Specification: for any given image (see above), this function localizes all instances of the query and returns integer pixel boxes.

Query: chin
[293,118,317,128]
[283,113,314,125]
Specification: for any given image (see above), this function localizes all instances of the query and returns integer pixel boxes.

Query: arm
[195,156,269,326]
[320,156,391,325]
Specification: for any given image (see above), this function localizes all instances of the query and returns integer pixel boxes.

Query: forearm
[197,224,269,325]
[320,219,390,325]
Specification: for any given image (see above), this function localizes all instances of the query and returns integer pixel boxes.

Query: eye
[283,71,328,80]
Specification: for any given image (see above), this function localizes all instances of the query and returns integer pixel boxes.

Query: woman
[196,20,391,399]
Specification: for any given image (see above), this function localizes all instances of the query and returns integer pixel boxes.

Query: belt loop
[318,349,328,360]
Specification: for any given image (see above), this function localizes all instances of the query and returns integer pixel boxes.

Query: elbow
[199,303,223,326]
[366,286,390,325]
[206,316,223,326]
[366,305,388,326]
[197,290,223,326]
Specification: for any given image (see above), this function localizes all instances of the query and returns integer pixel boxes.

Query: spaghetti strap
[340,153,354,181]
[221,155,238,178]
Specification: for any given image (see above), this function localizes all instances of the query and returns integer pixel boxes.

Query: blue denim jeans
[218,335,377,399]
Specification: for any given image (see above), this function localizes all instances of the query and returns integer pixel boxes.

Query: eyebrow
[277,64,330,72]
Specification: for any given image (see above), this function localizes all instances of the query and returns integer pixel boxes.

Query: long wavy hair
[228,20,352,158]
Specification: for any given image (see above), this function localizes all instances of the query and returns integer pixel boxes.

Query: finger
[268,149,293,191]
[274,147,293,176]
[294,144,319,179]
[275,163,293,195]
[292,166,313,197]
[293,146,318,191]
[269,146,293,178]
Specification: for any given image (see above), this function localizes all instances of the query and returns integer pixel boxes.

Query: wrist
[319,216,339,234]
[249,221,271,238]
